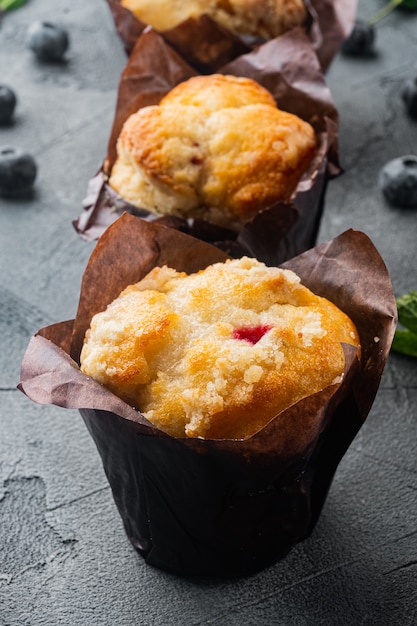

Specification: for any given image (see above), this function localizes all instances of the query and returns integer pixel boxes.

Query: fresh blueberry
[341,19,376,57]
[26,21,69,62]
[0,146,37,195]
[0,85,17,124]
[401,76,417,119]
[379,155,417,208]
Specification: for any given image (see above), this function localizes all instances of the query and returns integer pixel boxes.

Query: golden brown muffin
[108,74,317,230]
[80,257,360,440]
[120,0,307,39]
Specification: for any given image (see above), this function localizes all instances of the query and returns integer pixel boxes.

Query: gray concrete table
[1,1,417,624]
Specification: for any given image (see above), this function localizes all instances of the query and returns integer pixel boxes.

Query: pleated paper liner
[74,27,338,266]
[20,215,397,577]
[105,0,358,72]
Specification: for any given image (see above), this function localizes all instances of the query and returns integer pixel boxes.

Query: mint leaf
[402,0,417,9]
[397,290,417,334]
[392,329,417,357]
[0,0,27,10]
[391,290,417,358]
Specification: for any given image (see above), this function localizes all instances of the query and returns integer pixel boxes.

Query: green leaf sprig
[391,290,417,358]
[369,0,417,24]
[0,0,27,11]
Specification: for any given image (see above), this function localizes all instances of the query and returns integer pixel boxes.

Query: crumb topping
[80,257,360,439]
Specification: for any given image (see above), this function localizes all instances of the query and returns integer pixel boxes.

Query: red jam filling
[232,324,272,345]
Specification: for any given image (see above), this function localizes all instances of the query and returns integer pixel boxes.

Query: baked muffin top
[80,257,360,440]
[109,74,317,230]
[121,0,307,39]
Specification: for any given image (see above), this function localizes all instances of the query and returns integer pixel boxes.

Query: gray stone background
[0,1,416,624]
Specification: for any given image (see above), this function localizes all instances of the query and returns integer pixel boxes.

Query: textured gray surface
[1,1,417,624]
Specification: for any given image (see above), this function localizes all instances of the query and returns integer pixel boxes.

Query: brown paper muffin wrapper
[74,27,338,266]
[19,215,397,577]
[106,0,358,72]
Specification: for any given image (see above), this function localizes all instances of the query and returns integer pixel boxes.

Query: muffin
[108,74,317,230]
[109,0,358,73]
[120,0,307,39]
[75,29,337,261]
[19,215,397,577]
[80,256,360,440]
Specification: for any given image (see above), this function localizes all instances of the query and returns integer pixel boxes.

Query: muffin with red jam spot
[80,256,360,440]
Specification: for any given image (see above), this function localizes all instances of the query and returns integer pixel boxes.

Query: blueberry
[26,21,69,62]
[379,155,417,208]
[401,76,417,119]
[0,85,17,124]
[0,146,37,195]
[341,19,376,57]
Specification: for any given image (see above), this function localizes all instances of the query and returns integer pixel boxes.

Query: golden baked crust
[109,74,316,230]
[121,0,307,39]
[80,257,360,440]
[159,74,277,110]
